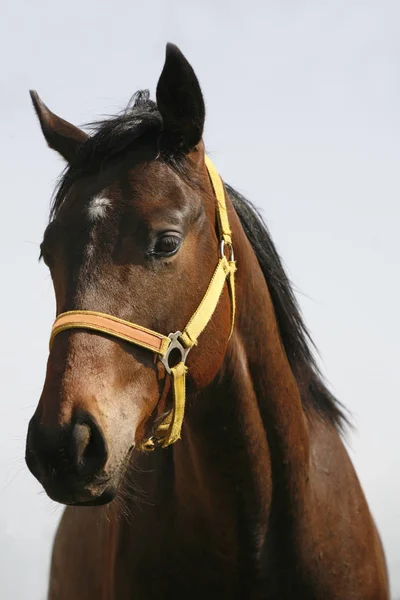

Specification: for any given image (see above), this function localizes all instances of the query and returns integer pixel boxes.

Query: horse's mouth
[40,474,115,506]
[30,443,136,506]
[65,485,117,506]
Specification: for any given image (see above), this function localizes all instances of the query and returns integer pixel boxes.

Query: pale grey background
[0,0,399,598]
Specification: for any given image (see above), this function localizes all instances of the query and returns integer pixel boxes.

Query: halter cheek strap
[49,157,236,449]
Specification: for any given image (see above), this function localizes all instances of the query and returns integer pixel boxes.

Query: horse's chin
[40,474,118,507]
[66,485,118,506]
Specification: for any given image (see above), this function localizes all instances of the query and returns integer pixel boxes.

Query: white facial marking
[85,242,95,258]
[87,195,111,221]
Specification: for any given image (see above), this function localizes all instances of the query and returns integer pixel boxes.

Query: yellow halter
[49,156,236,449]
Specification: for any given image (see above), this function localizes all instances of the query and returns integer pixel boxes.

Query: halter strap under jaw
[49,156,236,449]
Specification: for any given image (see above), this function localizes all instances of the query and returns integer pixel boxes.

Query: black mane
[51,90,346,429]
[227,185,347,429]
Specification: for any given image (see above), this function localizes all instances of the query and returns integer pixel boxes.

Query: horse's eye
[152,234,181,257]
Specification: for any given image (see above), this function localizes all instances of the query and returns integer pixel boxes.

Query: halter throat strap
[50,156,236,449]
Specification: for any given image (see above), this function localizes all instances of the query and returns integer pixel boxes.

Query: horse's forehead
[59,160,192,229]
[87,194,112,222]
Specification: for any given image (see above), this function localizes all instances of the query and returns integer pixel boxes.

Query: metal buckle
[220,239,235,262]
[160,331,190,374]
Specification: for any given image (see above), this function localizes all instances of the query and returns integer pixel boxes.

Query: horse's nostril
[26,413,108,486]
[71,417,108,477]
[71,423,91,467]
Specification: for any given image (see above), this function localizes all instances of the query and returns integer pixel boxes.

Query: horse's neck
[171,219,311,560]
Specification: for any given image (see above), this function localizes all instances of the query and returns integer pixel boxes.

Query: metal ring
[220,240,235,262]
[160,331,190,374]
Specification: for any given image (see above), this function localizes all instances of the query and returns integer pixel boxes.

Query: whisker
[2,467,26,492]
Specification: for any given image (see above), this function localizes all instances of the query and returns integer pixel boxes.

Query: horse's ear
[156,43,205,153]
[29,91,88,163]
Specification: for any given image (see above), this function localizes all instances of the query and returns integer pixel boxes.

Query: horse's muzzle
[25,412,112,505]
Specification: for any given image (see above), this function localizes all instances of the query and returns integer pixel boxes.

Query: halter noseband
[49,157,236,449]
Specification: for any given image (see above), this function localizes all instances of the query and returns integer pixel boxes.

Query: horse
[25,43,389,599]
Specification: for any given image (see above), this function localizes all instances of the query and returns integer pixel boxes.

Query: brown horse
[26,44,389,599]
